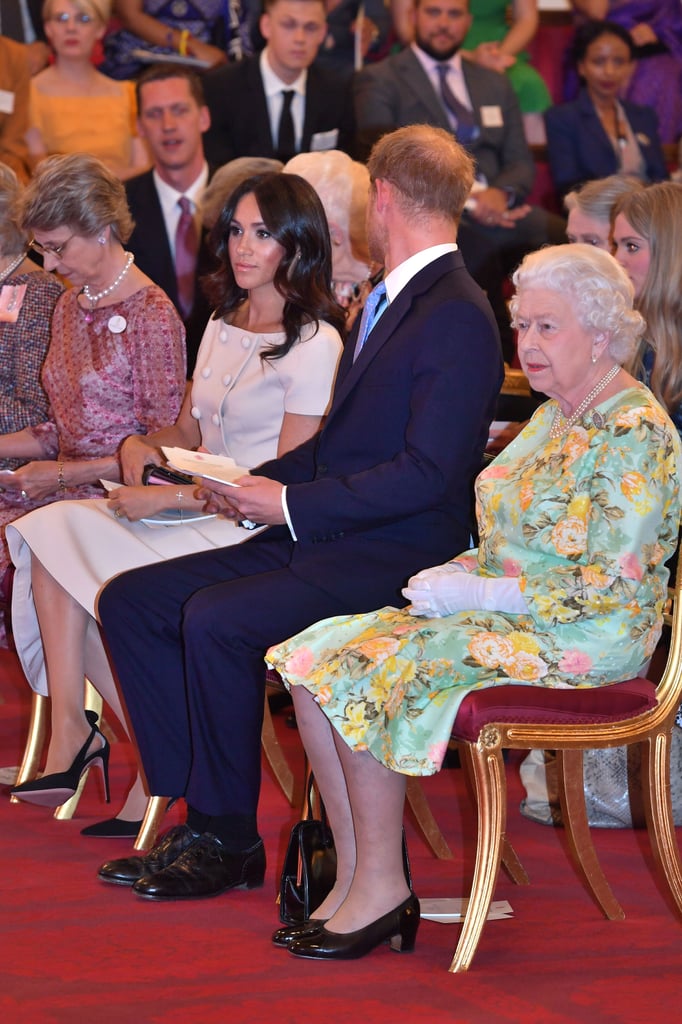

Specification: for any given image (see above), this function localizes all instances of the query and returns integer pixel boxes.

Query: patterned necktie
[276,90,296,161]
[175,196,199,319]
[353,281,388,361]
[435,64,479,144]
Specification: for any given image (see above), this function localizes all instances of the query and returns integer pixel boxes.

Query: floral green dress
[267,387,681,776]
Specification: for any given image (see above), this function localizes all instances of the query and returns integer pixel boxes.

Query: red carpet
[1,648,681,1023]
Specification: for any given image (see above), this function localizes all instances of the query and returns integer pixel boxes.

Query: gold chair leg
[556,748,625,920]
[9,691,49,803]
[642,731,682,918]
[405,777,453,859]
[458,742,528,884]
[450,742,507,973]
[134,795,170,852]
[54,680,103,821]
[261,691,298,807]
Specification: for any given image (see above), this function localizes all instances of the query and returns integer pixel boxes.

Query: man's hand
[199,475,286,525]
[470,188,531,229]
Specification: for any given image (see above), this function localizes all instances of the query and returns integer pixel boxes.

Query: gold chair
[448,561,682,972]
[10,680,103,820]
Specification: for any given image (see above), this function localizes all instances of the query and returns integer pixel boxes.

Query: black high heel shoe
[288,894,420,960]
[81,797,178,838]
[11,710,110,808]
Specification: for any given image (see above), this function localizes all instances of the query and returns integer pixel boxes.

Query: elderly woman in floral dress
[267,243,682,962]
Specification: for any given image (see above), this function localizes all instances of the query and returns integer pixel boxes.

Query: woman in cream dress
[9,172,344,831]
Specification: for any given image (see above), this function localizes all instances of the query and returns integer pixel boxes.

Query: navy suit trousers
[98,527,365,819]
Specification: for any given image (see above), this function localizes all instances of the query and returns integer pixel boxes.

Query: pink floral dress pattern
[0,284,186,578]
[267,386,681,776]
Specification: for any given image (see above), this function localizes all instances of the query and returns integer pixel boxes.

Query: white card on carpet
[419,898,513,923]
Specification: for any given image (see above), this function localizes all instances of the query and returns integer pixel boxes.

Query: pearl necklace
[549,364,621,439]
[81,252,134,323]
[0,250,27,286]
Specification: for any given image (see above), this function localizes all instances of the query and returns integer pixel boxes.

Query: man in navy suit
[202,0,355,166]
[125,65,214,374]
[97,124,503,901]
[354,0,565,361]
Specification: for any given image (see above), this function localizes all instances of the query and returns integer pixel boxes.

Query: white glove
[402,567,527,618]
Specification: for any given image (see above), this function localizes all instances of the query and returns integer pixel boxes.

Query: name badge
[481,105,503,128]
[0,284,27,323]
[0,90,15,115]
[310,129,339,152]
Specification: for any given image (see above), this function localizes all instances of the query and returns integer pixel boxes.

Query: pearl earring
[98,236,106,245]
[591,353,597,363]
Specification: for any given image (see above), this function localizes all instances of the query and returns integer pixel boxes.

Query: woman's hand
[186,38,228,67]
[403,569,528,617]
[470,42,515,73]
[0,461,61,502]
[120,434,162,486]
[107,483,205,521]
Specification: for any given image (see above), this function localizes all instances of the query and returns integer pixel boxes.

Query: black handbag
[278,772,337,925]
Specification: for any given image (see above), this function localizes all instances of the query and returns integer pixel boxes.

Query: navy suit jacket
[545,89,668,197]
[124,169,215,374]
[255,250,503,609]
[201,56,356,166]
[353,47,535,199]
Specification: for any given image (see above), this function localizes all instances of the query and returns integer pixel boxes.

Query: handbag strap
[302,764,329,830]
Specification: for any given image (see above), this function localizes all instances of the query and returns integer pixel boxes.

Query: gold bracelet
[178,29,190,56]
[57,461,66,492]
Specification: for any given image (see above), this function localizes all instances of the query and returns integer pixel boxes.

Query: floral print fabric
[267,386,682,776]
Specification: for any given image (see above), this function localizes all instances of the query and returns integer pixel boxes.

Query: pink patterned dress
[0,284,186,586]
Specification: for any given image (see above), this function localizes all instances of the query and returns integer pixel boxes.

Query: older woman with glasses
[0,152,186,641]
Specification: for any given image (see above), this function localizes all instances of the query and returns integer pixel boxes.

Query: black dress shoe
[132,834,266,901]
[288,894,420,960]
[97,824,199,886]
[272,918,326,948]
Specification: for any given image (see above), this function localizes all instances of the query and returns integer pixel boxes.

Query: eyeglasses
[29,234,75,258]
[49,12,94,25]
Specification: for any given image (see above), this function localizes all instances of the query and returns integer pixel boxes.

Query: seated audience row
[9,162,344,830]
[569,0,682,145]
[4,116,682,967]
[546,20,668,198]
[0,154,186,645]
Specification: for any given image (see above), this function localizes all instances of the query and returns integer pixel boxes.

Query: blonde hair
[612,182,682,415]
[42,0,111,24]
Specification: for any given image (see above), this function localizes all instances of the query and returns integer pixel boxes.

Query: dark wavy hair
[572,19,635,66]
[204,172,346,361]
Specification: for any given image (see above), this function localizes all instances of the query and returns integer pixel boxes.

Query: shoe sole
[133,876,265,901]
[97,873,140,887]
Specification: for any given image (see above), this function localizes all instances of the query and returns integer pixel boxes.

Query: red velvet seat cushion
[452,678,658,743]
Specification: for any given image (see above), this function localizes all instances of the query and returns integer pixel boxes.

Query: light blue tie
[353,281,388,362]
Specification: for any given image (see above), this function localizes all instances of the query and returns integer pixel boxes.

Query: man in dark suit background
[125,65,214,373]
[96,124,503,901]
[354,0,565,361]
[0,0,48,74]
[202,0,355,166]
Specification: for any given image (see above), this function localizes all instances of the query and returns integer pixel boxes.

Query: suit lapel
[398,49,449,129]
[330,253,461,415]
